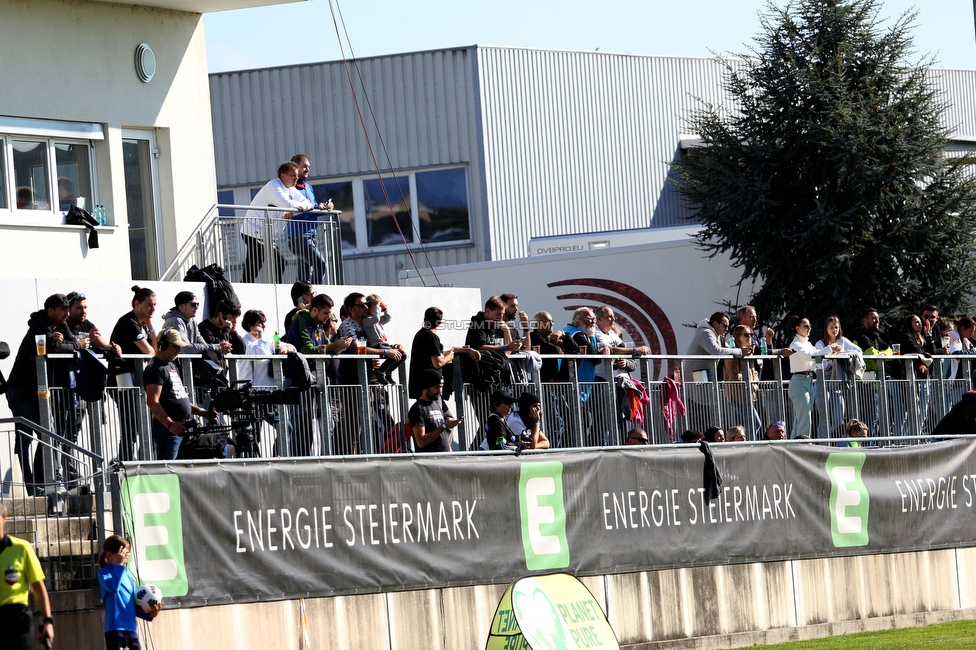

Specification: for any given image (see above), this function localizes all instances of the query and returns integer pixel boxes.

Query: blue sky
[205,0,976,73]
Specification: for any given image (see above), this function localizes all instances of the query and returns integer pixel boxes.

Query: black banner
[118,439,976,608]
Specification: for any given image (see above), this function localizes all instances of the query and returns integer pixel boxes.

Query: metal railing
[2,409,107,591]
[160,204,343,284]
[24,352,974,463]
[8,350,967,592]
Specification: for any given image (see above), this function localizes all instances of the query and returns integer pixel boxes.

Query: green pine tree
[672,0,976,332]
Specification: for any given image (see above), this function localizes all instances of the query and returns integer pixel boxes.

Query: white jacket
[241,178,314,240]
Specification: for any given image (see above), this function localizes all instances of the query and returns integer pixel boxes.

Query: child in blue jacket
[97,536,161,650]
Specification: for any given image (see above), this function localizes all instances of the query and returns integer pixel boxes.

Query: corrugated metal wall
[210,47,976,277]
[476,49,736,262]
[929,68,976,137]
[209,47,486,285]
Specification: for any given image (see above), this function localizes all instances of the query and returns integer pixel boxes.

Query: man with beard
[854,307,897,437]
[285,154,334,283]
[561,307,611,446]
[500,293,529,349]
[6,294,88,493]
[59,292,121,487]
[408,369,462,453]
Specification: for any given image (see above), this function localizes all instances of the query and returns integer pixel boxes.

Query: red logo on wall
[549,278,677,379]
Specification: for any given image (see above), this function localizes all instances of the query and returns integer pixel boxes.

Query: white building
[0,0,299,282]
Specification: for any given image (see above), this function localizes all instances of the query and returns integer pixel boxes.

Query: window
[364,175,413,247]
[416,168,470,243]
[13,140,51,211]
[0,117,103,225]
[228,164,471,255]
[217,189,235,216]
[55,142,93,211]
[311,181,355,249]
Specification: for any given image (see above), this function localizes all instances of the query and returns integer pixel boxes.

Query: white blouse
[240,331,276,387]
[814,337,862,373]
[789,334,831,373]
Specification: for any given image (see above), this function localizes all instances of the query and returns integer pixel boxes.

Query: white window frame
[0,134,98,226]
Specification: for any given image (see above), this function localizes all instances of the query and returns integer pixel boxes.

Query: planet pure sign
[486,573,619,650]
[119,439,976,608]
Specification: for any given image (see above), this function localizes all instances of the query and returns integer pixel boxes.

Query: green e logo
[826,453,869,548]
[120,474,188,597]
[518,462,570,570]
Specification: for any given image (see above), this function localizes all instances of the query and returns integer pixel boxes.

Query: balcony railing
[160,204,343,284]
[8,352,967,471]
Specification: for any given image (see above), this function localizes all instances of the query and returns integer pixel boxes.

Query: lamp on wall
[135,43,156,83]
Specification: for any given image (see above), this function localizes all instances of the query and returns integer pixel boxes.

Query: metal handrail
[160,204,344,283]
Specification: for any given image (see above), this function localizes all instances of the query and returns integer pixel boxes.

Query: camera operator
[144,328,218,460]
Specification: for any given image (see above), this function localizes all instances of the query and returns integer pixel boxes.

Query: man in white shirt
[240,161,314,283]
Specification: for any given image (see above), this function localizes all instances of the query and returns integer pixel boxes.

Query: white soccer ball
[134,584,163,613]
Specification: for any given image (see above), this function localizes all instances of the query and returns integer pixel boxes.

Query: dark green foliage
[672,0,976,331]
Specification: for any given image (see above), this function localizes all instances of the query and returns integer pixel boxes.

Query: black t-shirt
[408,398,451,452]
[111,311,150,375]
[465,312,504,350]
[143,357,192,423]
[409,328,444,399]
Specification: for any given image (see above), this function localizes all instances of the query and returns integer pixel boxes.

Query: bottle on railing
[760,336,768,355]
[670,366,682,385]
[273,331,281,353]
[726,332,734,348]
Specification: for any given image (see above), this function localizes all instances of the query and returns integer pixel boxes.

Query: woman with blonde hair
[814,316,862,438]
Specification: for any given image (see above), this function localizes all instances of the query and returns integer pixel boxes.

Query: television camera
[206,380,304,457]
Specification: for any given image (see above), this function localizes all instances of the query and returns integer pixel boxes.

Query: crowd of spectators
[5,276,973,487]
[684,302,972,444]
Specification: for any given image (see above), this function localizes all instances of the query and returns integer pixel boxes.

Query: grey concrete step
[5,516,95,546]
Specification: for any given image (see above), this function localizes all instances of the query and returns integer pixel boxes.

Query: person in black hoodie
[6,294,89,494]
[853,308,895,437]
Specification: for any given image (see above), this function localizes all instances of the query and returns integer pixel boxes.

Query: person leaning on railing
[787,315,839,439]
[6,293,88,493]
[240,160,314,284]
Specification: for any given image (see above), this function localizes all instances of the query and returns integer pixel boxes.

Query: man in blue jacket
[286,154,333,283]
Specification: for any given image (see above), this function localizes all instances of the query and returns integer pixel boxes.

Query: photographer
[144,329,218,460]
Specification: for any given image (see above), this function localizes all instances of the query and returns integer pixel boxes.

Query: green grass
[752,620,976,649]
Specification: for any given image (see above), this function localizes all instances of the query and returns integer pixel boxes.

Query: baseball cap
[43,294,70,309]
[158,328,188,348]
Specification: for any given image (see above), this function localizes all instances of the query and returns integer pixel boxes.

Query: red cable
[328,0,427,286]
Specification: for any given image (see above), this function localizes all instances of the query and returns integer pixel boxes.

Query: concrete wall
[49,548,976,650]
[0,0,217,280]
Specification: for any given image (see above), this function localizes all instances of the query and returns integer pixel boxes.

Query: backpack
[75,349,109,402]
[184,264,240,314]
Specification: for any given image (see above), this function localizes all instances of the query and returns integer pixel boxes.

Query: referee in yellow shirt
[1,500,54,649]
